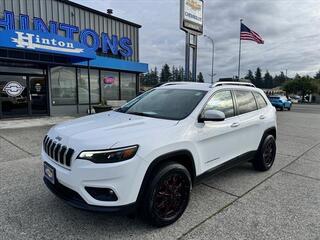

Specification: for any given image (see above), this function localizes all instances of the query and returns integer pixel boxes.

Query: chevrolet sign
[180,0,204,35]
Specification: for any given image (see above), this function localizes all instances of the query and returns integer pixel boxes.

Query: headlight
[78,145,139,164]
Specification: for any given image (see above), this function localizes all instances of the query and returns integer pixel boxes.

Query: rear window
[253,92,268,109]
[234,90,258,115]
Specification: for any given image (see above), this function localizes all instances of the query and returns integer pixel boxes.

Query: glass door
[0,75,29,117]
[29,76,48,115]
[0,74,48,118]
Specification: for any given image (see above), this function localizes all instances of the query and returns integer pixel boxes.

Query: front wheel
[253,135,276,171]
[141,163,192,227]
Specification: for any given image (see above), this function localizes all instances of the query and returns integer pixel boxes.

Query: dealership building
[0,0,148,119]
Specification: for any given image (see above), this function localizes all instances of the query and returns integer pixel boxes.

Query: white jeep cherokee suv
[42,82,277,227]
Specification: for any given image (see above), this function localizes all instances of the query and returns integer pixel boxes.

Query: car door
[194,90,243,172]
[233,90,264,154]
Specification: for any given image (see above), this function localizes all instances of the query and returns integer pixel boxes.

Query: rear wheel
[253,135,276,171]
[141,163,191,227]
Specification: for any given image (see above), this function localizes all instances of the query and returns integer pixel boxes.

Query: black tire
[141,163,192,227]
[280,106,284,111]
[253,135,276,171]
[288,106,291,111]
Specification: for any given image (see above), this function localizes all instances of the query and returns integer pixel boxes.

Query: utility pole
[204,35,215,84]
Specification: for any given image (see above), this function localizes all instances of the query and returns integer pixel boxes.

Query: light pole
[204,35,215,84]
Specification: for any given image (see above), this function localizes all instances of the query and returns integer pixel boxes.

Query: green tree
[172,66,182,82]
[177,67,184,82]
[197,72,204,82]
[140,67,159,87]
[160,64,172,83]
[254,68,263,88]
[283,76,317,101]
[149,67,159,86]
[314,70,320,79]
[244,70,255,83]
[273,71,286,87]
[264,71,273,89]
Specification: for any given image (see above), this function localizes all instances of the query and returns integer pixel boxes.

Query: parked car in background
[289,95,301,104]
[268,96,292,111]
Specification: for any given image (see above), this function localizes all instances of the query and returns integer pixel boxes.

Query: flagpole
[237,19,243,81]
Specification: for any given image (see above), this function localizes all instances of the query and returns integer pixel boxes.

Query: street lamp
[204,35,215,84]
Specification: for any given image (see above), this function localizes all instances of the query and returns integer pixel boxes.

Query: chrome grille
[43,136,74,168]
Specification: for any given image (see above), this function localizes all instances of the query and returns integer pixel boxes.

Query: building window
[121,72,137,101]
[78,68,100,104]
[101,70,119,102]
[51,67,76,105]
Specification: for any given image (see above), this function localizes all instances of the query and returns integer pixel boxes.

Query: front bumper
[43,177,136,214]
[42,151,148,209]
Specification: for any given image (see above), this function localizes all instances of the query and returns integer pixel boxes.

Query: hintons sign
[13,31,84,54]
[180,0,204,35]
[0,10,133,58]
[0,29,95,59]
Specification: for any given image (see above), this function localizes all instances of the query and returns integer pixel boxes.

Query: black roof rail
[212,82,256,88]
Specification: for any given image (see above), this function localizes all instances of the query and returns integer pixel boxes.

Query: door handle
[231,122,240,128]
[259,115,266,120]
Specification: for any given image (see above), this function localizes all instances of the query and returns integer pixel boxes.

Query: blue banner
[0,30,96,60]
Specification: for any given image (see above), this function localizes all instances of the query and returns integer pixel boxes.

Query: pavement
[0,104,319,240]
[0,116,77,130]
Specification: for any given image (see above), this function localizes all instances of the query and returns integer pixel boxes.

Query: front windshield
[117,88,207,120]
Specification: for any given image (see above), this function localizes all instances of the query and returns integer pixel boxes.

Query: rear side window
[253,92,268,109]
[204,90,235,118]
[234,90,258,115]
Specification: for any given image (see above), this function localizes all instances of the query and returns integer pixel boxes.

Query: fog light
[85,187,118,201]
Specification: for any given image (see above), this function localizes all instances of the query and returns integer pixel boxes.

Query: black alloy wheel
[262,139,276,168]
[253,135,276,171]
[153,173,190,220]
[142,163,191,227]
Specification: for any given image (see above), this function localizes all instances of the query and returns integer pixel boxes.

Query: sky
[72,0,320,82]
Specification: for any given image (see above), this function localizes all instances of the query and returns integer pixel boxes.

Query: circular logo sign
[3,81,25,97]
[103,76,115,85]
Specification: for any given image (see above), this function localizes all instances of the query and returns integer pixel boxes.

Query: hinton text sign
[0,10,133,58]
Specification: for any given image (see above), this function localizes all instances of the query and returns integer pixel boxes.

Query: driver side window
[204,90,235,118]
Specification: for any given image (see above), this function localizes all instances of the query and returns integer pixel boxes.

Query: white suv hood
[48,111,178,151]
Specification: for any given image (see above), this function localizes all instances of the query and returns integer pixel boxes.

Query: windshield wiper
[115,108,125,113]
[127,112,152,117]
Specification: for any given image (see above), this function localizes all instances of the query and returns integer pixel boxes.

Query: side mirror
[199,110,226,123]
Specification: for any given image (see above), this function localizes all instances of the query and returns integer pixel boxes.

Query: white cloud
[72,0,320,82]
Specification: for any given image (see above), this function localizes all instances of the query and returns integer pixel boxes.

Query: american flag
[240,23,264,44]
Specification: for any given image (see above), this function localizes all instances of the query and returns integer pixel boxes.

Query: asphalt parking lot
[0,104,319,240]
